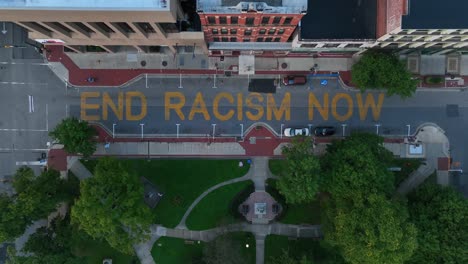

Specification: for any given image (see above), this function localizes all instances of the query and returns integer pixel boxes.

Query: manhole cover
[162,61,167,67]
[281,63,288,69]
[140,60,146,67]
[446,104,459,117]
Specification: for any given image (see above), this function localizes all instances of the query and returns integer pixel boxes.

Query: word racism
[81,91,385,122]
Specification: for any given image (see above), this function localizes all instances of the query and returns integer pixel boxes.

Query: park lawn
[266,179,321,225]
[269,159,287,176]
[265,235,344,264]
[151,237,205,264]
[280,200,321,225]
[82,159,250,228]
[186,180,253,230]
[392,158,423,187]
[151,232,256,264]
[71,235,138,264]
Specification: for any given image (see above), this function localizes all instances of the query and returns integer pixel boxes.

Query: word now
[80,91,385,122]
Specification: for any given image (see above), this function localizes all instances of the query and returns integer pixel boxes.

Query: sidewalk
[43,44,468,90]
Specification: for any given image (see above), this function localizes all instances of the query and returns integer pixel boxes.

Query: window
[257,37,264,42]
[212,29,218,34]
[273,17,281,24]
[274,37,281,42]
[283,17,293,25]
[115,22,134,33]
[94,22,114,33]
[243,38,250,42]
[137,22,156,33]
[222,37,228,42]
[230,37,237,42]
[231,17,238,24]
[268,29,275,35]
[221,29,228,34]
[230,29,237,34]
[219,17,227,24]
[246,17,255,25]
[208,17,216,24]
[244,30,252,36]
[261,17,270,24]
[213,37,220,42]
[259,29,266,35]
[265,37,272,42]
[278,29,285,34]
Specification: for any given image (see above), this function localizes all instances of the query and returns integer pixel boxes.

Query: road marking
[0,62,49,66]
[28,95,34,113]
[0,128,48,132]
[0,81,47,85]
[46,104,49,131]
[0,148,48,152]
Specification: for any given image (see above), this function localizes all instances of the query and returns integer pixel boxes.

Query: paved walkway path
[251,157,270,191]
[255,234,266,264]
[155,223,322,242]
[176,172,253,229]
[67,157,92,179]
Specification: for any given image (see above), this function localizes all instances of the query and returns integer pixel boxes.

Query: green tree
[49,117,96,157]
[352,50,418,98]
[71,157,153,254]
[407,183,468,263]
[323,194,417,264]
[278,137,321,204]
[0,168,69,243]
[12,166,35,193]
[321,133,394,201]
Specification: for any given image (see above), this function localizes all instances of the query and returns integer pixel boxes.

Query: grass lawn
[392,158,423,187]
[186,180,254,230]
[265,235,344,264]
[72,235,138,264]
[151,237,205,264]
[269,159,287,176]
[81,159,250,228]
[266,179,321,225]
[152,232,255,264]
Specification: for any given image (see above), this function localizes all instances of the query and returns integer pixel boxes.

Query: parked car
[284,127,310,137]
[282,75,307,86]
[314,126,336,136]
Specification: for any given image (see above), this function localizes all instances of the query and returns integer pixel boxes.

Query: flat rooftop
[0,0,169,11]
[197,0,307,14]
[300,0,376,40]
[402,0,468,29]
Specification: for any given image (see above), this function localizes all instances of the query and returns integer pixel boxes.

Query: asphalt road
[0,22,466,196]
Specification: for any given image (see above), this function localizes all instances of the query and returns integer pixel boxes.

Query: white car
[283,127,310,137]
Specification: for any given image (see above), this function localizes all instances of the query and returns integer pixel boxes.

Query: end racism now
[80,91,385,122]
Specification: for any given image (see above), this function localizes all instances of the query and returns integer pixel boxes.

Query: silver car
[283,127,310,137]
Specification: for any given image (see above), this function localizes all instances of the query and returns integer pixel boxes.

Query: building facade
[0,0,207,54]
[293,0,468,57]
[197,0,307,56]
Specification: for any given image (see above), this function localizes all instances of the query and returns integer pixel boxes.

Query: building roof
[300,0,377,40]
[0,0,169,11]
[197,0,307,14]
[402,0,468,29]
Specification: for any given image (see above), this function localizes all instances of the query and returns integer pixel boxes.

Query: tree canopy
[71,157,153,254]
[278,137,321,204]
[407,183,468,263]
[323,194,417,264]
[49,117,96,157]
[0,168,69,243]
[321,133,395,201]
[351,50,418,98]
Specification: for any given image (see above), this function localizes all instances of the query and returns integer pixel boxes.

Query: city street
[0,23,466,195]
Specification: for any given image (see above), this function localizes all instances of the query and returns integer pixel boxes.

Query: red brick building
[197,0,307,56]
